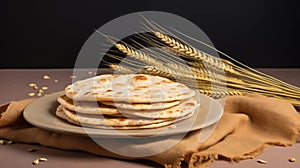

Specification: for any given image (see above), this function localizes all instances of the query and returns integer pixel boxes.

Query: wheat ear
[108,64,134,73]
[154,32,236,74]
[115,43,162,67]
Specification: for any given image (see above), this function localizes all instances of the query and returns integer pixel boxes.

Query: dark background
[0,0,299,68]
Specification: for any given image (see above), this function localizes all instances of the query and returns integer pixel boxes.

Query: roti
[101,100,181,110]
[58,95,120,115]
[76,113,193,130]
[60,105,175,126]
[56,105,193,130]
[118,94,199,119]
[65,74,195,103]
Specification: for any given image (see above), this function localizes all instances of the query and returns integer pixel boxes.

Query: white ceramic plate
[23,91,223,138]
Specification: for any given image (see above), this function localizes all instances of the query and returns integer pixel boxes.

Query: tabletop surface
[0,68,299,168]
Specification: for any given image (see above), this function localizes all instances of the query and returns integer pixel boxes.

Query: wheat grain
[288,158,296,162]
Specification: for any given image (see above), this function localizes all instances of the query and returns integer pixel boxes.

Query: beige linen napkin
[0,94,299,168]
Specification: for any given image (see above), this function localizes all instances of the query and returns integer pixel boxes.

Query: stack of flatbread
[56,74,199,129]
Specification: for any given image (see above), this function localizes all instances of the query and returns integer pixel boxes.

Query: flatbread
[79,112,193,130]
[60,105,176,126]
[118,94,199,119]
[65,74,195,103]
[57,95,120,115]
[101,100,181,110]
[55,105,193,130]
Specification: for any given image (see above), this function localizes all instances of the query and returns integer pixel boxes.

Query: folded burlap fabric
[0,93,299,168]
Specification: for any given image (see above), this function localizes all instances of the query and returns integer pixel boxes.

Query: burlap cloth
[0,93,299,168]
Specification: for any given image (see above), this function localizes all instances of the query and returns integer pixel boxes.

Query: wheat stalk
[156,33,300,96]
[141,18,300,96]
[110,41,300,98]
[102,25,300,105]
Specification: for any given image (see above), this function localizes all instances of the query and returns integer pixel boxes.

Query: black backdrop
[1,0,299,68]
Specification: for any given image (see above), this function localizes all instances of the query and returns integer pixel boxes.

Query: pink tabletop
[0,68,299,168]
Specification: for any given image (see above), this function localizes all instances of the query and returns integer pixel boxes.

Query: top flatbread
[65,74,195,103]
